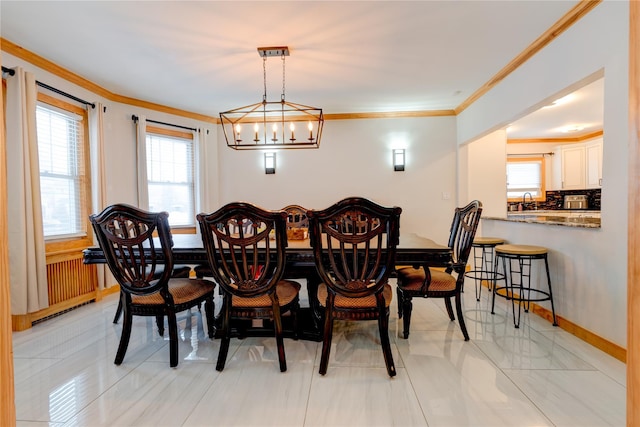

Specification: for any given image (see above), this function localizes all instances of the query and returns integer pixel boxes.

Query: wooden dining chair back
[197,202,301,372]
[396,200,482,340]
[90,203,216,367]
[283,204,309,229]
[307,197,402,377]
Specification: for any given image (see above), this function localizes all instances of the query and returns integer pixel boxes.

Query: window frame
[506,156,546,202]
[36,92,93,252]
[145,125,197,233]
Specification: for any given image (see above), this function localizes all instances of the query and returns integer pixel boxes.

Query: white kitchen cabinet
[561,145,586,189]
[586,139,603,188]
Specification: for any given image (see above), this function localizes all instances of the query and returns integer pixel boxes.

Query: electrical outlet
[442,192,451,200]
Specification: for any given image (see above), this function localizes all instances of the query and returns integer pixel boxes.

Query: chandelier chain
[281,53,286,102]
[262,56,267,102]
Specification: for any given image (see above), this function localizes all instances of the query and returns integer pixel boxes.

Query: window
[145,126,195,227]
[506,157,545,200]
[36,94,90,241]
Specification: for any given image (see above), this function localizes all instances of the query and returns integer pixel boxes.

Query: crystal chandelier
[220,46,324,150]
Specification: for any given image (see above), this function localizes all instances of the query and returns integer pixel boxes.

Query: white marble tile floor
[12,280,626,426]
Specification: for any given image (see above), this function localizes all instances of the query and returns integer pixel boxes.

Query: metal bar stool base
[464,237,505,301]
[491,244,558,328]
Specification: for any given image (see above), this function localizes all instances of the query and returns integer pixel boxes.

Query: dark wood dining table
[83,232,452,341]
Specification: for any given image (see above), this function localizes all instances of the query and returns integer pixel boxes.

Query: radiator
[46,253,98,305]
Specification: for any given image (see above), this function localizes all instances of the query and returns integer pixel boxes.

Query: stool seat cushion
[495,244,548,255]
[473,237,505,245]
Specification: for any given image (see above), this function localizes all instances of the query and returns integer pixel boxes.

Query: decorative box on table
[287,228,308,240]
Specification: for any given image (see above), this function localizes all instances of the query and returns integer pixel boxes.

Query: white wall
[457,0,629,347]
[461,130,508,220]
[216,116,459,244]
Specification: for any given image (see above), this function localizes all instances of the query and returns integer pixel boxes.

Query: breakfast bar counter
[483,210,601,228]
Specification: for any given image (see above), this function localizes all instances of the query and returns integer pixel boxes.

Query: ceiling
[0,1,602,138]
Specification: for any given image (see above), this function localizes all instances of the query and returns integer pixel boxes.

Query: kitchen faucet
[522,192,535,210]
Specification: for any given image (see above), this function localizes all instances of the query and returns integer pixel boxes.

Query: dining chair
[90,203,216,367]
[307,197,402,377]
[396,200,482,340]
[197,202,302,372]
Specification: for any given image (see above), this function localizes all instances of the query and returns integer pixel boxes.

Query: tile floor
[13,279,626,426]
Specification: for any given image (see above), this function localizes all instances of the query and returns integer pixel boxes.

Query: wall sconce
[393,149,405,171]
[264,152,276,174]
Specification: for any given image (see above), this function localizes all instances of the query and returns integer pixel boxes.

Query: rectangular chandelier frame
[220,100,324,150]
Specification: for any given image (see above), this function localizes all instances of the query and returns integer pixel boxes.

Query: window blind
[507,161,542,198]
[36,104,86,238]
[146,133,195,227]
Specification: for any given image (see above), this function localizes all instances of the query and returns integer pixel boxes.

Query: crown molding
[507,129,603,144]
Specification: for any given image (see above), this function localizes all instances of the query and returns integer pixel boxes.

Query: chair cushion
[317,283,393,308]
[131,278,215,306]
[397,267,456,292]
[231,280,301,308]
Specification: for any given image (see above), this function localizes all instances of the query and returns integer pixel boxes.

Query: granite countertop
[483,211,601,228]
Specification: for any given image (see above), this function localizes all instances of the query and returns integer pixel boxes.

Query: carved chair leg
[115,309,133,365]
[402,295,413,339]
[444,297,455,321]
[272,302,287,372]
[319,300,334,375]
[204,297,216,339]
[216,297,232,372]
[377,301,396,377]
[396,287,404,319]
[156,315,165,336]
[113,295,123,324]
[167,311,179,367]
[307,275,323,332]
[292,301,300,341]
[455,292,470,341]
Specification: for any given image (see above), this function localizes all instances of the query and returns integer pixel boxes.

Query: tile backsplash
[508,188,601,211]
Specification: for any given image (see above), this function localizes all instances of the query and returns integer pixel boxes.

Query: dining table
[83,232,452,341]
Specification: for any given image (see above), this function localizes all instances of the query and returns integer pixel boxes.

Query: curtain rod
[507,152,555,157]
[36,81,95,109]
[131,115,197,132]
[2,66,95,109]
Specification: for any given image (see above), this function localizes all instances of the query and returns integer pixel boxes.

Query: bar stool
[464,237,505,301]
[491,244,558,328]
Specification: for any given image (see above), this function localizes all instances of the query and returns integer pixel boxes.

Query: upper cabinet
[559,138,603,190]
[561,144,586,189]
[585,139,604,188]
